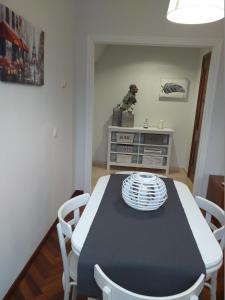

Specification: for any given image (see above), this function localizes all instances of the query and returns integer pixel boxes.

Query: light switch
[53,128,58,138]
[61,80,67,88]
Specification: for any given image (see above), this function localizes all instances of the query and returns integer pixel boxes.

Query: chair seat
[68,251,78,282]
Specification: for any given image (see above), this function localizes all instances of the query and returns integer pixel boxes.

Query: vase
[112,106,122,126]
[121,111,134,127]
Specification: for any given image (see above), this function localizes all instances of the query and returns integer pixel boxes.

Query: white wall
[0,0,75,297]
[201,46,225,193]
[95,45,108,62]
[93,45,201,170]
[73,0,224,191]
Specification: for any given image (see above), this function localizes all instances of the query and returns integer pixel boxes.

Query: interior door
[188,52,211,182]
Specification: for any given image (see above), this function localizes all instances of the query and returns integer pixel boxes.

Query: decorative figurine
[112,84,138,127]
[120,84,138,127]
[120,84,138,112]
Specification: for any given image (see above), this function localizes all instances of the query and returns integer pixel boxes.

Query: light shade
[167,0,224,24]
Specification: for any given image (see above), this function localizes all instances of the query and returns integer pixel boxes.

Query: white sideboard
[107,126,174,175]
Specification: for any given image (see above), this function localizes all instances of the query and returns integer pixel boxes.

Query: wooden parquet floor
[6,221,224,300]
[8,227,64,300]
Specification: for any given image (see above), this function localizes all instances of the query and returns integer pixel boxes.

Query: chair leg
[64,286,71,300]
[71,285,77,300]
[210,272,218,300]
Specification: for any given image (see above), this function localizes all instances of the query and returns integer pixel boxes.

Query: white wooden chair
[94,264,205,300]
[116,171,166,178]
[57,193,90,300]
[116,171,137,174]
[195,196,225,300]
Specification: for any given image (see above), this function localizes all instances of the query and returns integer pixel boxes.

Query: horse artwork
[0,4,44,85]
[159,78,189,99]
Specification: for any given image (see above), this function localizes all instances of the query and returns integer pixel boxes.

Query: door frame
[188,52,211,182]
[83,35,223,195]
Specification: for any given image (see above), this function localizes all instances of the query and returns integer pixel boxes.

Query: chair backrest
[195,196,225,249]
[57,193,90,282]
[116,171,166,178]
[116,171,136,174]
[94,265,205,300]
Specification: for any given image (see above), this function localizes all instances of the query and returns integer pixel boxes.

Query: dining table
[71,174,223,299]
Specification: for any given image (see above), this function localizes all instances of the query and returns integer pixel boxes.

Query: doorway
[78,35,222,194]
[92,45,209,189]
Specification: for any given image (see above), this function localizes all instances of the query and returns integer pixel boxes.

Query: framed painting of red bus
[0,4,44,85]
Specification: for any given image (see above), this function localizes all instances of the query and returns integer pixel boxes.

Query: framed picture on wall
[159,78,189,99]
[0,4,44,86]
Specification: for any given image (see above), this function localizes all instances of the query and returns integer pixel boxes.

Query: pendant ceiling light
[167,0,224,24]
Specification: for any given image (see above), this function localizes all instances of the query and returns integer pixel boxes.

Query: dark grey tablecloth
[77,174,205,298]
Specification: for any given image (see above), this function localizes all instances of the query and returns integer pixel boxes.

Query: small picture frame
[159,78,189,99]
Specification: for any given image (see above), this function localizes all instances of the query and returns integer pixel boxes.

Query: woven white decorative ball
[122,172,168,211]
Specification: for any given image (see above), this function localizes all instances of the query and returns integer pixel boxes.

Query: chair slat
[205,212,212,225]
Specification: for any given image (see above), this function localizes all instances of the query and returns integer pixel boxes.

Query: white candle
[158,120,164,129]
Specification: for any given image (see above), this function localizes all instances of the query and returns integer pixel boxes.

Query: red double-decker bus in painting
[0,4,44,85]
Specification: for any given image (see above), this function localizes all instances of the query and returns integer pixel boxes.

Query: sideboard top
[108,125,174,134]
